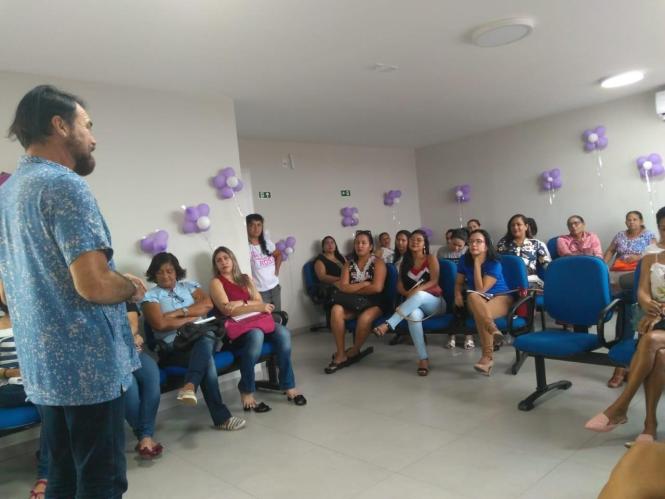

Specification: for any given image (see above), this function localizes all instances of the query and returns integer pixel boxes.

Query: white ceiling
[1,1,663,147]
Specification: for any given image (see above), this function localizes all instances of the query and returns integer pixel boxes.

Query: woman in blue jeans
[124,302,163,458]
[373,229,445,376]
[210,246,306,412]
[142,253,245,431]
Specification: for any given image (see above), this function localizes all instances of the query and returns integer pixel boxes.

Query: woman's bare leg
[641,349,665,437]
[348,306,382,357]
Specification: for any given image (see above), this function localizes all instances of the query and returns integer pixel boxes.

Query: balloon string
[645,172,655,215]
[548,188,553,205]
[596,153,604,190]
[201,232,214,252]
[457,200,463,228]
[233,194,245,218]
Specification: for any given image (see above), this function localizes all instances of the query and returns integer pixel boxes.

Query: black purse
[329,288,373,313]
[173,318,224,352]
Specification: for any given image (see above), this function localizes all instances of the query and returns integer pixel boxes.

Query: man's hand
[124,273,147,303]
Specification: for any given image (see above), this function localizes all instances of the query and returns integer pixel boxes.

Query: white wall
[0,71,249,287]
[238,139,420,329]
[416,91,665,248]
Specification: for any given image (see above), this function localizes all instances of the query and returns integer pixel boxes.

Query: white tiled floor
[0,331,642,498]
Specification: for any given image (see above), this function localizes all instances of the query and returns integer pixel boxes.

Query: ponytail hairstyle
[246,213,270,256]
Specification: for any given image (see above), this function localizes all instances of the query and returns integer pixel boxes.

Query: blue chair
[608,262,641,367]
[0,405,40,437]
[513,256,623,411]
[303,260,329,331]
[547,237,559,261]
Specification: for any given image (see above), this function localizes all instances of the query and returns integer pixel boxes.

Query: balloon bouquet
[453,185,471,227]
[582,126,608,189]
[637,153,664,214]
[541,168,562,205]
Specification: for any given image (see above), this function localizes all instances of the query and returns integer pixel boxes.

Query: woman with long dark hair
[247,213,283,310]
[314,236,346,284]
[496,214,550,287]
[456,230,513,376]
[392,230,411,269]
[325,231,386,373]
[373,230,444,376]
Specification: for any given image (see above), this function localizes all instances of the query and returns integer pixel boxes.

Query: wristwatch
[182,307,189,317]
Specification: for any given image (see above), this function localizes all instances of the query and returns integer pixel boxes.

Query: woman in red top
[210,246,306,412]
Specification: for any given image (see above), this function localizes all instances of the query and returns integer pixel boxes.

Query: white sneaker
[464,336,475,350]
[177,388,198,406]
[445,335,456,349]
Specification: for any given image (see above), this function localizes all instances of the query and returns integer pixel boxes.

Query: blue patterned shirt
[0,156,139,406]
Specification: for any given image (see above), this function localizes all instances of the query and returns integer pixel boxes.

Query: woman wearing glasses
[456,230,513,376]
[142,253,245,431]
[325,230,387,373]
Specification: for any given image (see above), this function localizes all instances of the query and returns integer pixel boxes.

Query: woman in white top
[585,207,665,445]
[246,213,283,310]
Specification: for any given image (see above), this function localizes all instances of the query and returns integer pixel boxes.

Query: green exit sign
[340,189,351,197]
[258,191,272,199]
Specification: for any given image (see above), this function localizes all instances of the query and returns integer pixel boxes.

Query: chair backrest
[499,254,529,290]
[438,259,457,307]
[632,260,642,303]
[547,237,559,260]
[383,263,399,311]
[543,256,611,326]
[302,260,320,296]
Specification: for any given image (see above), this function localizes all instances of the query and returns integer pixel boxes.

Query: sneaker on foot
[464,336,475,350]
[177,388,198,406]
[215,416,246,431]
[445,335,456,349]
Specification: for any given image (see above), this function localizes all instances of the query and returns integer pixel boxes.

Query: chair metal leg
[510,349,528,375]
[517,356,572,411]
[255,355,281,392]
[539,308,546,330]
[309,322,329,332]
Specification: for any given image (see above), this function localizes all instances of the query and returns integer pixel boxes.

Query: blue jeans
[385,291,445,360]
[0,385,49,478]
[40,394,127,499]
[234,324,295,393]
[124,352,161,440]
[162,335,232,425]
[259,284,281,311]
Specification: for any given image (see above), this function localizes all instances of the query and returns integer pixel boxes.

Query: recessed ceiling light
[600,70,645,89]
[471,17,535,47]
[370,63,399,73]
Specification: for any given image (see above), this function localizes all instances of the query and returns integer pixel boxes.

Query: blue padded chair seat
[0,405,40,431]
[163,350,236,377]
[609,339,637,367]
[535,295,544,309]
[159,369,167,385]
[465,316,527,331]
[514,331,601,357]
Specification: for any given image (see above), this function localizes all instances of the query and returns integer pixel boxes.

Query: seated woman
[314,235,346,285]
[466,219,481,232]
[604,210,656,388]
[556,215,602,257]
[373,230,445,376]
[0,297,49,499]
[392,230,411,270]
[496,214,551,287]
[142,253,245,431]
[326,230,387,373]
[210,246,306,412]
[457,230,513,376]
[124,302,163,459]
[375,232,394,264]
[437,229,473,350]
[585,247,665,445]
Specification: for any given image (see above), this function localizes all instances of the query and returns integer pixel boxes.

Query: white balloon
[284,247,294,255]
[196,216,211,230]
[455,190,463,198]
[588,133,599,143]
[393,197,400,204]
[226,176,239,188]
[643,161,653,170]
[546,176,553,182]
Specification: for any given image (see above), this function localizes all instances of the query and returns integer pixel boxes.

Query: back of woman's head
[145,252,186,283]
[526,217,538,237]
[465,229,498,265]
[657,207,665,226]
[450,228,468,244]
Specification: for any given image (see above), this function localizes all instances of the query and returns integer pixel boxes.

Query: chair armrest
[597,297,624,348]
[507,291,536,336]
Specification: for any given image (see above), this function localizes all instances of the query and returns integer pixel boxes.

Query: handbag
[329,288,373,313]
[173,318,223,352]
[224,312,276,341]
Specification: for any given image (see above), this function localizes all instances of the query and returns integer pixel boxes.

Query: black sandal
[325,359,347,374]
[243,401,272,413]
[287,394,307,406]
[417,367,429,377]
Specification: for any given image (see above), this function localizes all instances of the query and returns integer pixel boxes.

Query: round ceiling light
[471,17,535,47]
[600,70,645,89]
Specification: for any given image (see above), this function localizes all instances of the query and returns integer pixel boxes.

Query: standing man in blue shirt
[0,85,147,498]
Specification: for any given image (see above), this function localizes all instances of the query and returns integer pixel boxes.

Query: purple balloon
[221,167,235,177]
[648,153,662,163]
[350,218,359,227]
[197,203,210,216]
[213,174,227,189]
[594,126,606,136]
[552,179,563,189]
[654,164,665,176]
[394,190,402,197]
[582,129,592,141]
[550,168,561,178]
[154,230,169,244]
[276,240,287,252]
[185,206,199,221]
[351,207,358,214]
[286,236,296,247]
[584,142,595,152]
[140,238,154,253]
[233,179,244,192]
[341,207,352,217]
[219,187,234,199]
[183,220,198,234]
[597,136,608,150]
[342,217,352,227]
[384,197,394,206]
[153,241,168,253]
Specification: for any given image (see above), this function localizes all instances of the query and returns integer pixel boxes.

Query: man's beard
[67,136,96,176]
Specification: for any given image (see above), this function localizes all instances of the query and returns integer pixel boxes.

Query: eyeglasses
[168,291,185,304]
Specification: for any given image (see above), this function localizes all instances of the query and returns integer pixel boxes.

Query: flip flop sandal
[243,401,272,413]
[417,367,429,377]
[30,479,47,499]
[325,359,347,374]
[287,394,307,406]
